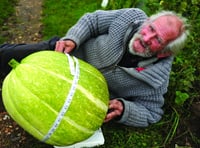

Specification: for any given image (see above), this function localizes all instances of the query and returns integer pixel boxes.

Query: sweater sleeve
[116,94,164,127]
[109,57,174,127]
[61,8,146,49]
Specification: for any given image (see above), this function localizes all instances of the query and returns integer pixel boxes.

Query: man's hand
[104,99,124,123]
[55,40,76,53]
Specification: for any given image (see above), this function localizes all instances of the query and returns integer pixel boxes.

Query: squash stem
[8,59,20,69]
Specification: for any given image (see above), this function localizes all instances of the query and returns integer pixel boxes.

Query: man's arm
[116,94,165,127]
[104,57,174,127]
[57,8,146,52]
[0,37,59,77]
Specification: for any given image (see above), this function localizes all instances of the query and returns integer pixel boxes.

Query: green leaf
[175,91,189,106]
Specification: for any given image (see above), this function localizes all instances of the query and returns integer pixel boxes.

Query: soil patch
[1,0,43,44]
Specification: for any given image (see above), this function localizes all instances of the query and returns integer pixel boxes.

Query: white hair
[149,11,190,55]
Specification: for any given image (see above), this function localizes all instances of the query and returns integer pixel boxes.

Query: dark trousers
[0,37,60,78]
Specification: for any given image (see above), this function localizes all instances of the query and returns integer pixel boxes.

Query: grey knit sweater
[61,8,174,127]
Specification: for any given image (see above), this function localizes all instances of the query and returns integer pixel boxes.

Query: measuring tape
[42,54,80,142]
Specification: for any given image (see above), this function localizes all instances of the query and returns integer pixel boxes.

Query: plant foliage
[0,0,18,43]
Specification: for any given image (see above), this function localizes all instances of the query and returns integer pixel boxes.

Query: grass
[42,0,102,39]
[102,123,164,147]
[0,0,18,42]
[0,0,17,25]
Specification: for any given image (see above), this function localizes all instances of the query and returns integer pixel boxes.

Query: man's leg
[0,36,60,78]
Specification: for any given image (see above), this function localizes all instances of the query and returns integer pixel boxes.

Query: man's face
[129,16,181,57]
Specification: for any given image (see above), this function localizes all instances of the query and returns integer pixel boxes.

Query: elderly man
[0,8,189,127]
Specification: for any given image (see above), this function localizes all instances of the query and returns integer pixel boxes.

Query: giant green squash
[2,51,109,146]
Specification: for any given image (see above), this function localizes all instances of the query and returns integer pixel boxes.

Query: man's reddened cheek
[150,43,163,52]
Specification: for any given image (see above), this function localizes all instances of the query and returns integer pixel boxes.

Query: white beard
[128,32,154,57]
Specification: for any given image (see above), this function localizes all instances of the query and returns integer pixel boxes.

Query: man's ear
[157,52,172,58]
